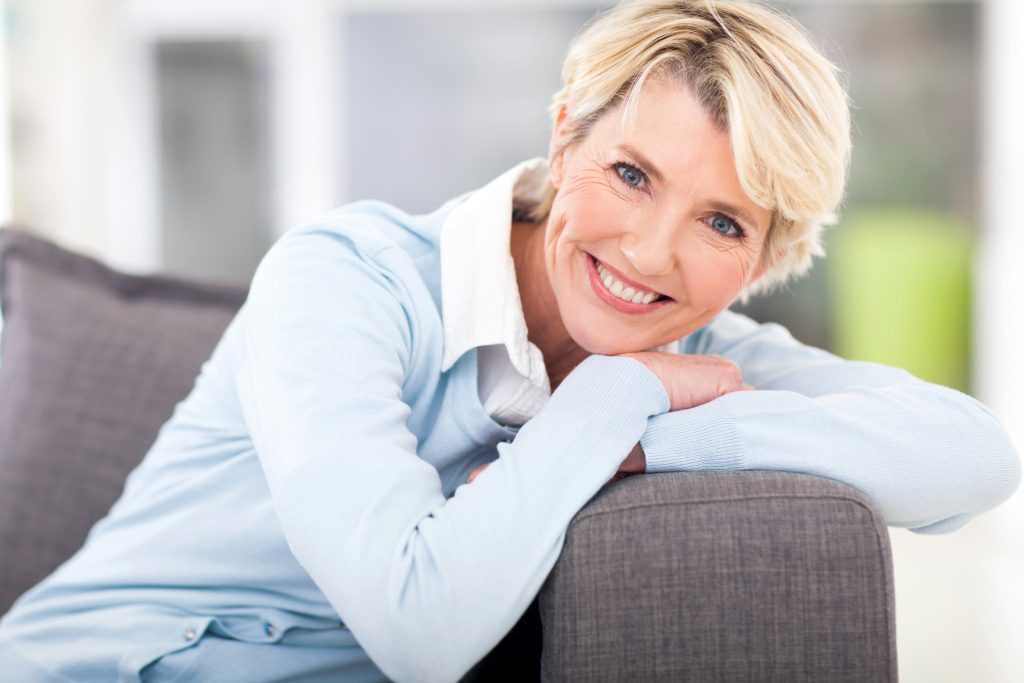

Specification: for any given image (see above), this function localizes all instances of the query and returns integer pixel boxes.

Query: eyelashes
[613,161,647,190]
[704,213,746,240]
[609,160,747,241]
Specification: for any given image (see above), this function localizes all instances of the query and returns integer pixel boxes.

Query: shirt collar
[439,158,550,391]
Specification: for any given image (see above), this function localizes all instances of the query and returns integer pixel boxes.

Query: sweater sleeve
[236,228,669,683]
[640,310,1021,534]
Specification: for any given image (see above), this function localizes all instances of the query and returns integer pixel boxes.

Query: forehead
[620,77,722,134]
[597,79,730,166]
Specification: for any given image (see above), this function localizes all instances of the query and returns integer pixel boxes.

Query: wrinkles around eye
[698,226,758,257]
[558,165,624,201]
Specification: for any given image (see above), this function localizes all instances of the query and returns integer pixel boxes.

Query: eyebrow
[618,143,764,235]
[619,143,665,184]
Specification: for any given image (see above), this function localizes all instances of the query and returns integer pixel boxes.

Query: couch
[0,227,898,681]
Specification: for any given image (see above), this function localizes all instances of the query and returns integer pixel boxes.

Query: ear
[547,105,572,189]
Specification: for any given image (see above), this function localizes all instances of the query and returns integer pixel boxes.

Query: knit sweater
[0,165,1019,683]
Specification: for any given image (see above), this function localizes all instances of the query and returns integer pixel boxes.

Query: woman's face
[543,78,772,355]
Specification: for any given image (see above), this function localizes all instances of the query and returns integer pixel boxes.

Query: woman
[0,0,1019,681]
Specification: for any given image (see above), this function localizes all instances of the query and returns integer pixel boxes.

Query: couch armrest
[538,471,897,683]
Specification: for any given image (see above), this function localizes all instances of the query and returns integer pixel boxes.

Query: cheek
[680,242,755,303]
[551,182,637,246]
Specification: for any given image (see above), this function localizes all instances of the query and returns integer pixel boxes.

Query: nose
[619,221,676,277]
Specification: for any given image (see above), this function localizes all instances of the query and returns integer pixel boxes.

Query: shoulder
[681,309,791,354]
[683,309,842,375]
[277,201,432,262]
[245,202,452,369]
[256,199,453,298]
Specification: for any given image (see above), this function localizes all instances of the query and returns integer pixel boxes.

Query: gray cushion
[0,228,246,614]
[539,471,897,683]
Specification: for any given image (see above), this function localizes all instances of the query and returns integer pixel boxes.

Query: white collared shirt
[438,158,552,427]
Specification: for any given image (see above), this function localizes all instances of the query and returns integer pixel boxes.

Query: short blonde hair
[534,0,852,299]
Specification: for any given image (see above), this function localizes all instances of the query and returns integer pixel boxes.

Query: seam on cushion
[0,228,247,307]
[568,492,897,680]
[572,493,882,526]
[879,514,898,681]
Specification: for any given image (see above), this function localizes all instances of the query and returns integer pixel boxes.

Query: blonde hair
[533,0,852,299]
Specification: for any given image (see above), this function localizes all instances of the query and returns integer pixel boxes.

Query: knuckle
[725,364,742,383]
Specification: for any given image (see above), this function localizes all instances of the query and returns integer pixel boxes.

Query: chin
[564,318,656,356]
[577,339,634,356]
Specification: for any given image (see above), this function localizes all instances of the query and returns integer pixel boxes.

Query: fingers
[625,351,753,411]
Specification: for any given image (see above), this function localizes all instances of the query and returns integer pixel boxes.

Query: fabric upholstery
[0,228,246,614]
[539,471,897,683]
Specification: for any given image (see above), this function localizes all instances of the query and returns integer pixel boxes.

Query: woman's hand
[466,353,752,486]
[620,351,752,412]
[609,441,646,482]
[605,352,752,481]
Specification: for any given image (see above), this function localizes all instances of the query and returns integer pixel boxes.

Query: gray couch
[0,228,898,682]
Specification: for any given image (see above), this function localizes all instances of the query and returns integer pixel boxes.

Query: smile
[584,253,673,315]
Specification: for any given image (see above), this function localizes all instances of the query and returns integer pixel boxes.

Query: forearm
[259,354,666,683]
[640,382,1021,533]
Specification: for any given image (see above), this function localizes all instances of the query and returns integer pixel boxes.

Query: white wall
[0,0,9,343]
[978,3,1024,454]
[971,0,1024,678]
[0,0,11,227]
[5,0,114,259]
[858,2,1024,679]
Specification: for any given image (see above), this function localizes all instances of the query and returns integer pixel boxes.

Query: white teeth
[593,257,661,304]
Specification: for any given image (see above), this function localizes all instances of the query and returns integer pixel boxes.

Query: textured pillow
[0,228,247,614]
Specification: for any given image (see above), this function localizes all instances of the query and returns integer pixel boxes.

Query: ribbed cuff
[549,354,670,438]
[640,400,745,472]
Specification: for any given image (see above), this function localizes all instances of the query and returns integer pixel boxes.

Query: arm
[640,310,1021,534]
[237,227,668,683]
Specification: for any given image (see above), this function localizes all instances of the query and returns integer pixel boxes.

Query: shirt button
[263,623,277,638]
[183,629,197,641]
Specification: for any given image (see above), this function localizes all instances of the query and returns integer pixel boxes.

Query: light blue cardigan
[0,194,1019,683]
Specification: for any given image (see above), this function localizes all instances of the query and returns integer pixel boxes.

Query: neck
[510,218,589,390]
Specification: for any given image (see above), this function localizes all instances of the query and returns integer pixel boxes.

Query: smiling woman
[0,1,1019,682]
[513,79,775,375]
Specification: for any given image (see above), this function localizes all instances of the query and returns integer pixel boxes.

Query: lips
[597,266,661,307]
[583,252,673,315]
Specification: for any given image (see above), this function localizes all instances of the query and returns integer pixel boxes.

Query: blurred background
[0,0,1020,679]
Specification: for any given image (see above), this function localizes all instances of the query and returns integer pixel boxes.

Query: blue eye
[614,163,646,189]
[709,214,743,238]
